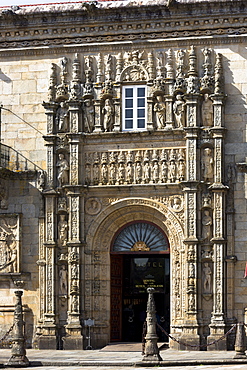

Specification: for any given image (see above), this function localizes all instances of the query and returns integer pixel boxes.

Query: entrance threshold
[101,342,169,352]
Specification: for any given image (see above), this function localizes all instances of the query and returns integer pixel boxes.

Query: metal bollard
[6,291,29,367]
[142,287,162,362]
[233,322,247,359]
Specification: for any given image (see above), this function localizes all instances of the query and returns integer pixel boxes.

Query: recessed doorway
[110,221,170,342]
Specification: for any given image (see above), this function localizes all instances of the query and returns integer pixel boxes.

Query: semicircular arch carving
[120,64,149,82]
[87,197,184,252]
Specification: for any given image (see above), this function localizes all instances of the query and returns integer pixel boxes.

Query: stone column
[68,101,82,134]
[207,91,227,350]
[43,102,57,135]
[93,100,103,132]
[63,190,83,349]
[146,95,154,131]
[113,84,121,132]
[44,136,56,189]
[165,95,174,129]
[207,186,227,350]
[7,291,29,367]
[165,49,174,129]
[176,93,200,348]
[36,216,46,340]
[38,194,57,349]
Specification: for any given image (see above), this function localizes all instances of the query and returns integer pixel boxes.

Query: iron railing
[0,143,40,173]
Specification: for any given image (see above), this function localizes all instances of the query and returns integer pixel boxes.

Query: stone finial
[48,63,57,102]
[214,53,224,95]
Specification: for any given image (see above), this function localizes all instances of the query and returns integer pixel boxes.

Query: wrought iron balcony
[0,143,40,178]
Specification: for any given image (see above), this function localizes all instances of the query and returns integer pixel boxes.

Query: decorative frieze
[84,148,186,186]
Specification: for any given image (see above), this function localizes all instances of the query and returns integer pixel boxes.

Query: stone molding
[0,1,246,52]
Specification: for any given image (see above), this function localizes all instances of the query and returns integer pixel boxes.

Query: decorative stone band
[84,147,186,186]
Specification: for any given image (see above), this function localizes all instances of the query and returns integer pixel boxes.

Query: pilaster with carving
[206,53,227,349]
[38,194,57,349]
[62,190,83,349]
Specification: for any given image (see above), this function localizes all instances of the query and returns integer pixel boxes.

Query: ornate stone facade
[0,0,246,351]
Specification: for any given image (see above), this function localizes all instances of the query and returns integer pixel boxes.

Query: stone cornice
[0,1,246,54]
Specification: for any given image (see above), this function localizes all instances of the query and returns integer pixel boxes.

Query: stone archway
[85,198,185,347]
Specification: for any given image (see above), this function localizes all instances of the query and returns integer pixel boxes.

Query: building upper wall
[0,0,246,169]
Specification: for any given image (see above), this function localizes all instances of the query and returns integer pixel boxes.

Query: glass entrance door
[122,255,170,342]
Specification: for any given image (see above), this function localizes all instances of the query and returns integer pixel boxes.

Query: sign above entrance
[112,222,169,253]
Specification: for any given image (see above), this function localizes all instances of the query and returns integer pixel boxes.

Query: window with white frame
[122,85,146,131]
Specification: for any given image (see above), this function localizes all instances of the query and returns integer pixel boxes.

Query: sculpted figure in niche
[173,95,185,128]
[84,99,94,133]
[201,148,214,182]
[168,161,176,183]
[56,102,69,132]
[154,95,166,129]
[59,265,68,295]
[202,210,212,241]
[189,294,195,311]
[58,214,68,247]
[202,94,213,127]
[126,162,134,184]
[101,163,108,185]
[71,295,78,313]
[57,153,69,187]
[118,163,125,184]
[203,262,212,293]
[144,162,150,183]
[152,161,159,183]
[109,163,116,185]
[135,162,142,184]
[161,161,168,183]
[103,99,114,132]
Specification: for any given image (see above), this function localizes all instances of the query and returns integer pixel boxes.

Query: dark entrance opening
[122,254,170,342]
[110,221,170,342]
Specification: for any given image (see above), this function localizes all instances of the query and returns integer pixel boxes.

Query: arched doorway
[110,221,170,342]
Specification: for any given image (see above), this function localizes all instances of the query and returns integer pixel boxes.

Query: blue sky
[0,0,77,6]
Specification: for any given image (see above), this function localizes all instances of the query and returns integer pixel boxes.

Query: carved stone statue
[154,95,166,129]
[57,153,69,187]
[188,294,195,311]
[173,95,185,128]
[0,218,18,273]
[101,163,108,185]
[71,295,78,313]
[203,262,212,293]
[84,99,94,133]
[103,99,114,132]
[202,147,214,182]
[37,170,45,190]
[126,162,134,184]
[202,94,213,126]
[168,161,176,183]
[202,210,212,241]
[59,265,68,295]
[58,214,68,247]
[56,102,69,132]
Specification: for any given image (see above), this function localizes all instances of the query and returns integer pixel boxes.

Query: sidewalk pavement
[1,344,247,367]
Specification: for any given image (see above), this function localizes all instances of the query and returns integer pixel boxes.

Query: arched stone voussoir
[86,197,185,251]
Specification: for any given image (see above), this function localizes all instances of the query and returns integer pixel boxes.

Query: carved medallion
[85,197,101,215]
